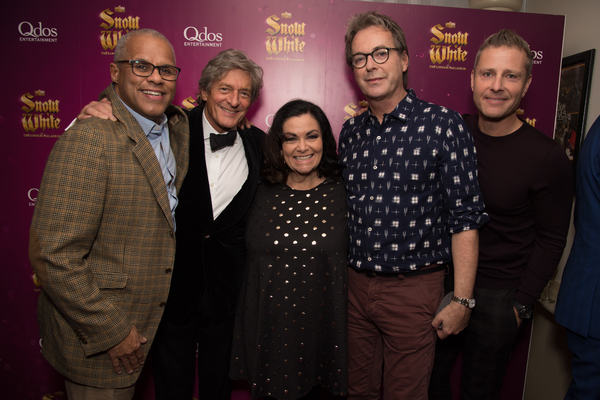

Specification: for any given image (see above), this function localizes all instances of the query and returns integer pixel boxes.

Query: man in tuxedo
[151,49,265,400]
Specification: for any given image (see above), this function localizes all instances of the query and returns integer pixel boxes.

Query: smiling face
[471,46,532,127]
[351,25,408,110]
[201,68,252,133]
[110,35,176,123]
[281,113,324,185]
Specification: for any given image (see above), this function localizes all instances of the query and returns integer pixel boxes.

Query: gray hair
[114,29,176,64]
[197,49,264,107]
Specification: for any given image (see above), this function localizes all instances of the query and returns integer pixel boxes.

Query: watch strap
[452,295,475,309]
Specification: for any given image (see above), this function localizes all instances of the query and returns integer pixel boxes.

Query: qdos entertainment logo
[183,26,223,47]
[18,21,58,43]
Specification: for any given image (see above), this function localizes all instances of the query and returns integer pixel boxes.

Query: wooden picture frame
[554,49,595,174]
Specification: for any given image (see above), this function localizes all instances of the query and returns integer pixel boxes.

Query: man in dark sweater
[429,29,574,399]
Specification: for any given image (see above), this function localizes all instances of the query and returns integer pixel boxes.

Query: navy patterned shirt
[338,89,488,273]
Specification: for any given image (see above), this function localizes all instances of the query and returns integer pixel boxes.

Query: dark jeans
[429,286,522,400]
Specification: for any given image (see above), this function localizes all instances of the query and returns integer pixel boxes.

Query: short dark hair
[345,11,409,88]
[474,29,533,78]
[197,49,263,107]
[262,99,342,185]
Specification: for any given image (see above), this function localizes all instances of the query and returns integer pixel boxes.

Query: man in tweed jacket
[28,29,189,399]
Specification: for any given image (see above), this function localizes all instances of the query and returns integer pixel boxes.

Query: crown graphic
[281,12,292,18]
[445,22,456,28]
[115,5,125,12]
[35,89,45,96]
[517,108,524,115]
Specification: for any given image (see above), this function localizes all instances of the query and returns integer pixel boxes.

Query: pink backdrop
[1,1,564,399]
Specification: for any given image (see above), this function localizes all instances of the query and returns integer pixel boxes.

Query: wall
[527,0,599,146]
[524,2,598,398]
[0,1,567,398]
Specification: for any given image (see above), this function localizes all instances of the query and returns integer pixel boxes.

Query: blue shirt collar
[115,91,168,136]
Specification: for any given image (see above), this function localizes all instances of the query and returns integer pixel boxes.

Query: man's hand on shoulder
[107,325,147,375]
[432,300,472,340]
[238,116,253,130]
[77,98,116,121]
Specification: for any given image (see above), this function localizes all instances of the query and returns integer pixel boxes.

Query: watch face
[520,307,533,319]
[468,299,476,308]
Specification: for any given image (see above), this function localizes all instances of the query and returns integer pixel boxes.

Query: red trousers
[347,267,444,400]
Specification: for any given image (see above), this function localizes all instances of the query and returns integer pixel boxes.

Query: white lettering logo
[28,188,39,206]
[183,26,223,48]
[18,21,58,38]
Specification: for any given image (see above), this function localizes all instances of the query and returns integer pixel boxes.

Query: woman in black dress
[230,100,348,400]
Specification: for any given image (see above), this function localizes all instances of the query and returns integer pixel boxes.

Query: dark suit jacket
[29,85,190,388]
[163,105,265,323]
[556,115,600,339]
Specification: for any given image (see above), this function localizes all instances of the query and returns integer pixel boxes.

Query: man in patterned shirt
[339,11,488,399]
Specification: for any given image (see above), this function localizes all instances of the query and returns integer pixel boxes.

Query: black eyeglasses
[351,47,400,69]
[116,60,181,81]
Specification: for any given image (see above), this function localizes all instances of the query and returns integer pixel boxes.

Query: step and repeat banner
[1,1,564,398]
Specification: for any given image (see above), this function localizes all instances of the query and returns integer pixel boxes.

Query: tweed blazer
[29,84,190,388]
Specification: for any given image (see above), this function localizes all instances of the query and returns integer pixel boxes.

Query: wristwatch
[512,299,533,320]
[452,295,476,309]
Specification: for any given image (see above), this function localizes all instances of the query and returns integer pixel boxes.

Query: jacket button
[159,302,166,308]
[205,235,210,239]
[165,268,172,274]
[82,340,88,344]
[169,230,174,238]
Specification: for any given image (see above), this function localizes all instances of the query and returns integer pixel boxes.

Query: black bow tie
[210,130,237,151]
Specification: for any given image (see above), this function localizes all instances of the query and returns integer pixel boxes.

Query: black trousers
[152,291,235,400]
[429,286,523,400]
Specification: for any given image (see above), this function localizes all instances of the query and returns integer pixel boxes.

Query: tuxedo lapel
[211,127,262,229]
[180,106,215,228]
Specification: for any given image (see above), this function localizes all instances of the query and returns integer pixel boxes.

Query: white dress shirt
[202,109,248,219]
